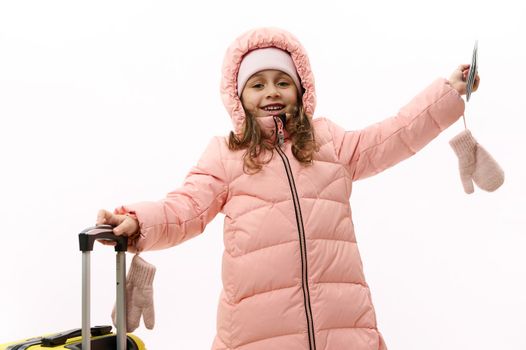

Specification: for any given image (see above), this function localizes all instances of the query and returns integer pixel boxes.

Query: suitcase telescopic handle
[79,225,128,350]
[78,225,128,252]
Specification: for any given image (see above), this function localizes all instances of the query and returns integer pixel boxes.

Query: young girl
[97,27,479,350]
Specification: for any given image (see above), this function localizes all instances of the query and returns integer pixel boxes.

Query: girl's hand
[96,209,139,237]
[448,64,480,96]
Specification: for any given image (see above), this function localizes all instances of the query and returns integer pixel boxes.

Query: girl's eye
[278,81,290,87]
[251,83,264,89]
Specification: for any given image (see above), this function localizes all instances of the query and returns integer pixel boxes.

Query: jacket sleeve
[327,78,465,181]
[115,136,229,252]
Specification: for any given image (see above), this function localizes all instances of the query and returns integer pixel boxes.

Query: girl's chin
[257,110,288,118]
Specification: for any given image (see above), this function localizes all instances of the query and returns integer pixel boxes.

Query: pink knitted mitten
[449,129,505,193]
[112,254,156,332]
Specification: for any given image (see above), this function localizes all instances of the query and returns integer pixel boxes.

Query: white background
[1,1,525,349]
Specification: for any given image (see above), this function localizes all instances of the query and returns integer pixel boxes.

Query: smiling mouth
[261,104,285,112]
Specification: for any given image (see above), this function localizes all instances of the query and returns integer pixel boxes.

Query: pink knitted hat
[237,47,302,96]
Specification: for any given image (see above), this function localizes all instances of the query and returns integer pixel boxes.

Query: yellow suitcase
[0,328,145,349]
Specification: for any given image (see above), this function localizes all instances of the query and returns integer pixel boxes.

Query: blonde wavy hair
[228,101,319,174]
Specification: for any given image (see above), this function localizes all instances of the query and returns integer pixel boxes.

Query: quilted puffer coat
[118,28,465,349]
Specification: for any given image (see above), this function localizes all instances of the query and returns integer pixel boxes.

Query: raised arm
[327,78,465,180]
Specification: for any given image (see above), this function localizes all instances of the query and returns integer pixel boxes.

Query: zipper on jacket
[276,114,286,146]
[274,115,316,350]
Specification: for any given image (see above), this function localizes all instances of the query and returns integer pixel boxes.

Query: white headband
[237,47,302,96]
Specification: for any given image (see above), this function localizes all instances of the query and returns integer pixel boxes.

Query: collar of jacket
[257,114,290,145]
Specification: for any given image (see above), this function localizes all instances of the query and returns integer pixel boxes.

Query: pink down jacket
[118,28,465,350]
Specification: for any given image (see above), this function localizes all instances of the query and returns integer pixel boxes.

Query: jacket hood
[220,27,317,135]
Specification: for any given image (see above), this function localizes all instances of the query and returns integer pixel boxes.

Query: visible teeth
[263,106,283,111]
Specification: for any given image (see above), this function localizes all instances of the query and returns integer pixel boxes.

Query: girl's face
[240,70,298,119]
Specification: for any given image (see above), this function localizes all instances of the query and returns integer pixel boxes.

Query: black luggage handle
[78,225,128,252]
[5,326,113,350]
[41,325,113,347]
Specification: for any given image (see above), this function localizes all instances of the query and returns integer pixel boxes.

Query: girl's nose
[267,87,280,98]
[266,85,280,98]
